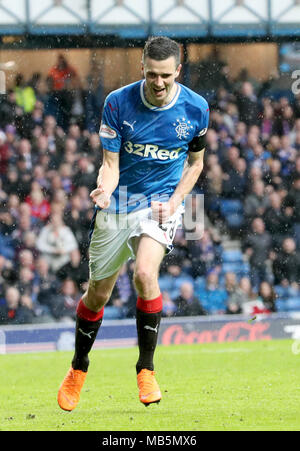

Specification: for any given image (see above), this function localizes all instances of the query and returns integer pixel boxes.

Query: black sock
[72,315,102,372]
[136,308,162,375]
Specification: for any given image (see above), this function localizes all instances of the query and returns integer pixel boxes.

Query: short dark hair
[142,36,181,66]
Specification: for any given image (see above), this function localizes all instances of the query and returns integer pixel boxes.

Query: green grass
[1,339,300,431]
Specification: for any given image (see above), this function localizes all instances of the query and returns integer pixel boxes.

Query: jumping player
[57,36,209,411]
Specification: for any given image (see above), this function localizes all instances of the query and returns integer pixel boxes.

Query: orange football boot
[57,367,87,411]
[137,369,162,406]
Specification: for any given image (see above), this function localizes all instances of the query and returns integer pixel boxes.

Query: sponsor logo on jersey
[99,122,117,139]
[124,141,182,160]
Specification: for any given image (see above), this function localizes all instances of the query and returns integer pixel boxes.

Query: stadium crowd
[0,53,300,324]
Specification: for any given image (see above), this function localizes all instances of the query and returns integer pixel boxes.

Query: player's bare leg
[133,235,165,406]
[57,270,120,411]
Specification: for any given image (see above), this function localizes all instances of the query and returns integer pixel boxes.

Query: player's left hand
[90,186,111,209]
[151,201,174,224]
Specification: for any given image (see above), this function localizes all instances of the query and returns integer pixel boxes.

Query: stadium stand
[0,46,300,324]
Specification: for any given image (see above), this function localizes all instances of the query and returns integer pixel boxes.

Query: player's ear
[175,63,182,78]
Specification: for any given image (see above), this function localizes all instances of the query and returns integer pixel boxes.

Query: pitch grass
[0,339,300,431]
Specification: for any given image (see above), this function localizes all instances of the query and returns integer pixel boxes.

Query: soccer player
[57,36,209,411]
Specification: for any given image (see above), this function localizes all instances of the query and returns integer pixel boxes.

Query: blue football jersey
[99,79,209,214]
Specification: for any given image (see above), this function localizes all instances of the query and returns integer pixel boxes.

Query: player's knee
[134,267,157,292]
[85,283,111,310]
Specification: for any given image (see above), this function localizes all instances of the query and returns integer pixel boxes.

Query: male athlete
[57,36,209,411]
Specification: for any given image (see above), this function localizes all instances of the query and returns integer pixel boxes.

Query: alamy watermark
[291,70,300,95]
[96,189,205,241]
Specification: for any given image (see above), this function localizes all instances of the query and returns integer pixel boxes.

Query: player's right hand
[90,185,111,209]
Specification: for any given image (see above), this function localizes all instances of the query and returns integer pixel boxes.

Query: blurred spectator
[174,282,206,317]
[257,281,277,313]
[25,186,51,223]
[273,237,300,287]
[225,272,243,314]
[33,256,59,308]
[72,155,96,191]
[0,286,36,324]
[236,81,259,126]
[277,135,297,177]
[244,180,270,225]
[85,74,104,133]
[196,271,227,314]
[48,55,78,91]
[36,212,79,273]
[0,130,11,177]
[49,278,80,321]
[14,74,36,114]
[264,158,284,190]
[221,146,240,174]
[284,176,300,249]
[263,191,293,251]
[159,264,194,301]
[161,291,177,318]
[243,217,272,289]
[47,55,78,130]
[187,229,222,278]
[56,248,89,289]
[261,104,275,142]
[239,276,257,303]
[222,157,247,199]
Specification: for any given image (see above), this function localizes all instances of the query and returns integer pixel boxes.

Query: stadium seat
[222,262,242,273]
[103,306,125,320]
[285,298,300,312]
[220,199,244,229]
[194,276,206,292]
[220,199,243,216]
[222,249,243,263]
[0,233,15,260]
[275,299,287,312]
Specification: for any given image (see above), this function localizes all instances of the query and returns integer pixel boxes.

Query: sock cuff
[76,298,104,322]
[137,294,163,314]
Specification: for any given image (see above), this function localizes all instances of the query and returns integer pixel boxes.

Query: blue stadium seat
[222,262,242,273]
[104,306,125,319]
[220,199,244,229]
[275,299,287,312]
[226,214,244,228]
[194,276,206,292]
[286,298,300,312]
[276,297,300,312]
[220,199,243,216]
[222,249,243,263]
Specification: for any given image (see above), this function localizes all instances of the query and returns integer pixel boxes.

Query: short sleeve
[99,93,122,152]
[195,99,209,138]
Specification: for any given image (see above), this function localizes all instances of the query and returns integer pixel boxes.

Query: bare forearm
[91,149,120,209]
[97,162,119,196]
[170,160,204,210]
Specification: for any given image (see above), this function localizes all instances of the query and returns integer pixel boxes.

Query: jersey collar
[140,80,181,111]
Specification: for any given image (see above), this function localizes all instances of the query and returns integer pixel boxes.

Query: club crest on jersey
[173,117,193,140]
[99,122,117,139]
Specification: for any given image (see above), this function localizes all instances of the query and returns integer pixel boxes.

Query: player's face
[142,56,181,107]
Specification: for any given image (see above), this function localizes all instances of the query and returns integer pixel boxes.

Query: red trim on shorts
[76,298,104,322]
[137,294,163,314]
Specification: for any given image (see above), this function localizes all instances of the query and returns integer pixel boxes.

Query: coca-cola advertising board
[1,313,300,353]
[158,313,300,346]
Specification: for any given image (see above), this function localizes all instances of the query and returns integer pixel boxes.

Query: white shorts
[88,206,184,281]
